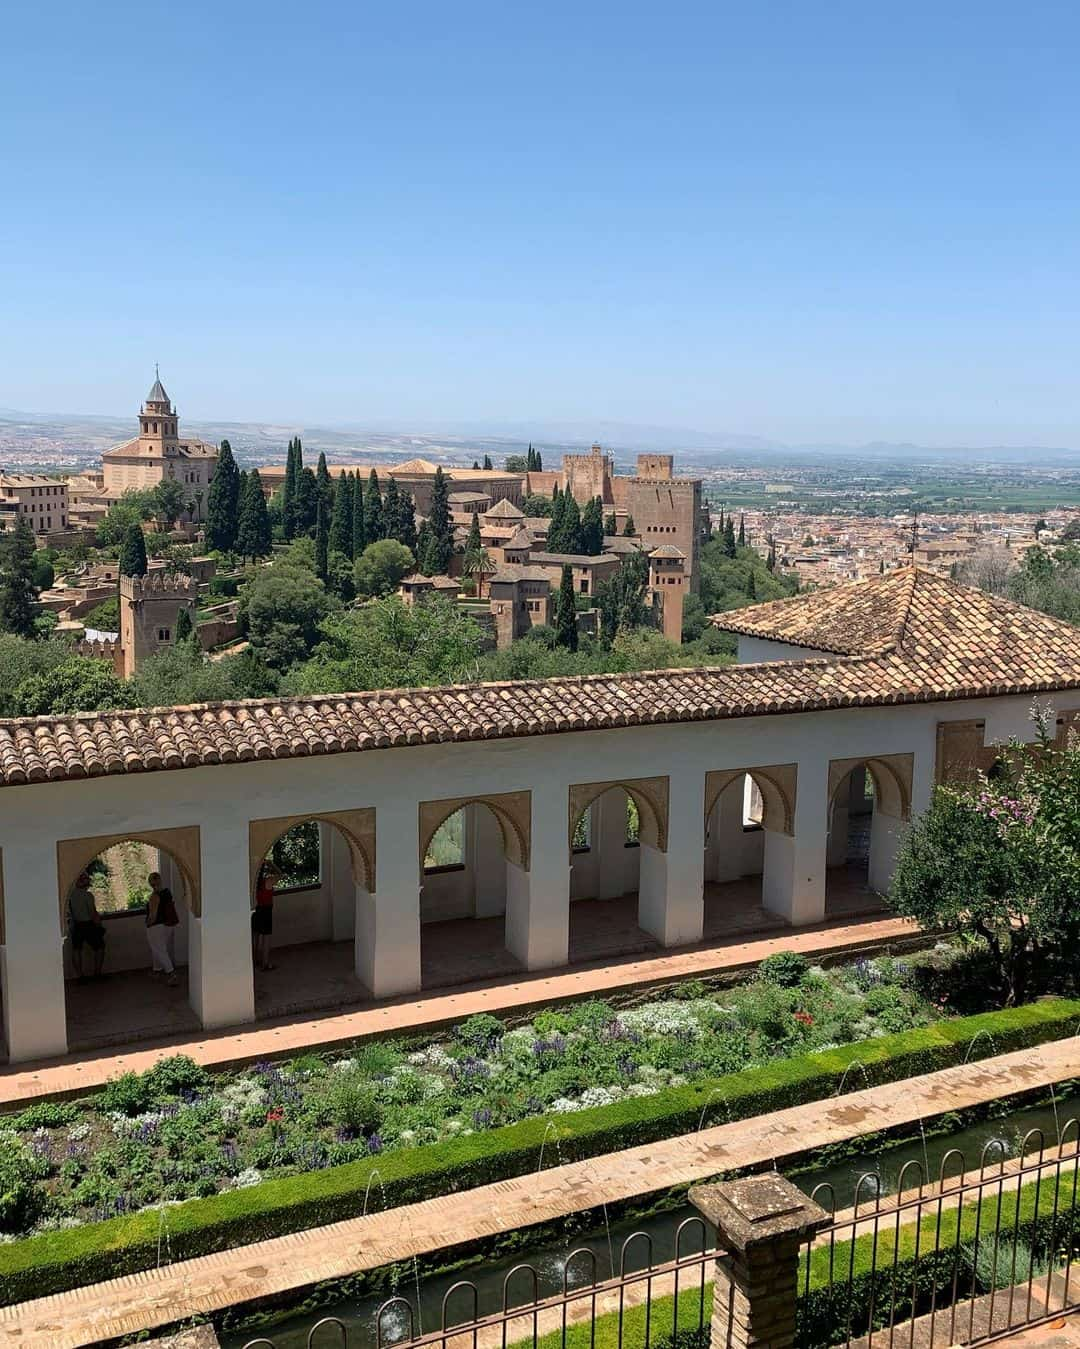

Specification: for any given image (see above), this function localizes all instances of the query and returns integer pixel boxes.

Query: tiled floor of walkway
[3,905,910,1106]
[4,1037,1076,1348]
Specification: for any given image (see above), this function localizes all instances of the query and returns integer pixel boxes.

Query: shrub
[147,1055,210,1099]
[453,1015,504,1056]
[97,1072,156,1118]
[758,951,810,988]
[11,1100,80,1132]
[0,1142,49,1235]
[323,1075,383,1137]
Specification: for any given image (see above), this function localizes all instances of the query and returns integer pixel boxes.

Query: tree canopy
[206,440,241,551]
[0,519,38,638]
[118,522,149,577]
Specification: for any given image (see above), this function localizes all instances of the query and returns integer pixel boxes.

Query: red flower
[266,1107,284,1123]
[793,1011,814,1026]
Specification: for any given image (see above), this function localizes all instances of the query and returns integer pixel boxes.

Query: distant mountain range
[2,405,1079,469]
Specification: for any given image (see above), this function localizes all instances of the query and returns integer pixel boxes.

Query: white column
[637,772,705,947]
[2,839,68,1061]
[505,786,570,969]
[868,811,904,893]
[189,819,255,1028]
[472,804,508,919]
[762,760,828,925]
[357,804,421,997]
[326,826,356,943]
[594,790,632,900]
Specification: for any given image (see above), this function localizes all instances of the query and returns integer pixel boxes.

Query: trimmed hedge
[2,997,1078,1305]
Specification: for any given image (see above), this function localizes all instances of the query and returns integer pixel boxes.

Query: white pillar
[189,819,255,1028]
[594,789,632,900]
[326,826,356,943]
[505,786,570,969]
[637,773,705,947]
[357,804,421,997]
[2,840,68,1061]
[762,760,827,925]
[471,804,508,919]
[868,810,904,894]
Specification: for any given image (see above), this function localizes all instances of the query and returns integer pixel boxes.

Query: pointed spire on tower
[146,364,171,408]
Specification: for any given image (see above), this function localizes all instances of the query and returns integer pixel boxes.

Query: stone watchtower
[649,545,687,644]
[138,367,180,458]
[119,571,196,677]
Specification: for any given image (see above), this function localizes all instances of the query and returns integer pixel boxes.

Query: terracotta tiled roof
[2,570,1080,788]
[712,568,919,654]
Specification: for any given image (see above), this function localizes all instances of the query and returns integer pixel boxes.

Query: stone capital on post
[690,1173,829,1349]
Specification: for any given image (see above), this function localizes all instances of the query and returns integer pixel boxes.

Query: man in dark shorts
[67,871,106,981]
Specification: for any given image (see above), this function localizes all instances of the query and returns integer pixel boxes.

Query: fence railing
[242,1216,713,1349]
[801,1121,1080,1348]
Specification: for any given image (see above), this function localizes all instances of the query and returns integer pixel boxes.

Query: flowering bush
[0,951,943,1237]
[890,710,1080,1005]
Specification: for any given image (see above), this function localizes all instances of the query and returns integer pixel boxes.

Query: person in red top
[252,862,278,971]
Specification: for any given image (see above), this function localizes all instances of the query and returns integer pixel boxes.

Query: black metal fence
[800,1122,1080,1348]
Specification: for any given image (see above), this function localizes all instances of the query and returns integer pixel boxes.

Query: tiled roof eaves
[2,654,1080,789]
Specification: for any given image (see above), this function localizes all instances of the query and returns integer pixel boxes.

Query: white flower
[232,1167,262,1188]
[66,1123,91,1142]
[621,1002,704,1038]
[333,1058,358,1073]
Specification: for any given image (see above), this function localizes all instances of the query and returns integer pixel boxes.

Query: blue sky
[3,1,1079,446]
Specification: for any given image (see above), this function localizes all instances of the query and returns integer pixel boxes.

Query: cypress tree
[329,472,353,558]
[237,470,272,561]
[416,519,436,576]
[364,470,384,542]
[281,438,297,539]
[397,490,417,553]
[746,569,757,600]
[119,521,148,577]
[737,514,746,547]
[605,512,618,536]
[622,514,636,537]
[535,450,543,471]
[314,496,329,580]
[351,471,366,557]
[581,496,604,556]
[483,454,493,471]
[0,518,38,637]
[292,466,318,535]
[428,466,453,572]
[383,475,402,543]
[548,485,566,549]
[472,460,480,470]
[718,505,725,536]
[766,538,777,572]
[559,494,584,555]
[316,452,333,518]
[554,565,578,651]
[206,439,241,552]
[723,516,737,558]
[465,512,482,560]
[174,605,194,643]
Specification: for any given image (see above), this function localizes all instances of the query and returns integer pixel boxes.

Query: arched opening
[250,816,374,1020]
[61,838,198,1051]
[419,798,527,987]
[567,782,665,963]
[825,760,903,917]
[702,772,791,938]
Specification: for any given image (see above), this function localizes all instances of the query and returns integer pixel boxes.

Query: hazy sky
[3,1,1079,446]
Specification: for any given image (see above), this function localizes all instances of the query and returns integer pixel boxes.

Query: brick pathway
[0,912,914,1107]
[3,1035,1076,1348]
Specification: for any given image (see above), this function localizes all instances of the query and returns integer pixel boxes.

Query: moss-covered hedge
[2,997,1078,1306]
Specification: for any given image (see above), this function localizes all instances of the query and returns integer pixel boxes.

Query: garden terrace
[0,570,1078,1063]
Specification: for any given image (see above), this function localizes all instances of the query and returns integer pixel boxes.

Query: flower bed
[1,993,1077,1305]
[1,951,936,1236]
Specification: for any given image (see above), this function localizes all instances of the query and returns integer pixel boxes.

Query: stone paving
[3,1036,1077,1348]
[1,909,912,1107]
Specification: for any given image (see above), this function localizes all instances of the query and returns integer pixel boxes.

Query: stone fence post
[690,1173,829,1349]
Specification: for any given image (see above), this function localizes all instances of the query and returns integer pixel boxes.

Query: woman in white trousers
[146,872,179,986]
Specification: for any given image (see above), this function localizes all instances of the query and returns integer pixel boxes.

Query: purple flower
[367,1133,384,1155]
[473,1108,493,1128]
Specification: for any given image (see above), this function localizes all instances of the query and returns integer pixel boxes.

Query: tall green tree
[534,449,543,471]
[722,516,737,558]
[397,489,417,553]
[428,466,453,573]
[605,512,618,536]
[314,496,329,580]
[581,496,604,555]
[0,519,38,638]
[236,470,272,562]
[282,437,301,539]
[294,466,318,536]
[623,513,636,537]
[174,605,194,643]
[416,519,436,575]
[552,494,584,554]
[383,475,402,543]
[596,551,649,644]
[554,565,578,651]
[206,440,241,551]
[351,471,366,557]
[482,454,493,471]
[151,477,186,529]
[329,472,353,558]
[119,521,149,577]
[737,515,746,547]
[465,512,483,561]
[315,452,333,516]
[364,470,384,542]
